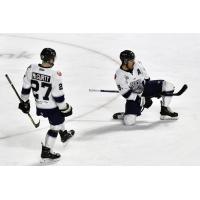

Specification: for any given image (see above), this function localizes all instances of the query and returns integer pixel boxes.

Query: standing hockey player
[18,48,75,163]
[114,50,179,125]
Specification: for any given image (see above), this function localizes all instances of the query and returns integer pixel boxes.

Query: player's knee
[50,124,63,131]
[162,81,175,92]
[47,129,58,138]
[124,114,136,125]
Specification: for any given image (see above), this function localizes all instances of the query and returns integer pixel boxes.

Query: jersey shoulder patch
[57,71,62,76]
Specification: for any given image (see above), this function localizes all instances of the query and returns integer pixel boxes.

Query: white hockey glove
[60,103,73,117]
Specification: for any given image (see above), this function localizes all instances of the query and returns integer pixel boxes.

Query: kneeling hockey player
[114,50,181,125]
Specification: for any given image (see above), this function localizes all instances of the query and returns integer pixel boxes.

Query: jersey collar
[120,65,133,74]
[38,64,52,69]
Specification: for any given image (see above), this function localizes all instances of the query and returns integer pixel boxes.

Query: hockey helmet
[40,48,56,62]
[120,50,135,64]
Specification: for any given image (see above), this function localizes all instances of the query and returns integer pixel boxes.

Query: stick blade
[176,84,188,96]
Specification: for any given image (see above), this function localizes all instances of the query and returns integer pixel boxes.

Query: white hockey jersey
[21,64,66,110]
[114,61,150,101]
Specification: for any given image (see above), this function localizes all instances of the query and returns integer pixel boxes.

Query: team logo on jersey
[57,71,62,76]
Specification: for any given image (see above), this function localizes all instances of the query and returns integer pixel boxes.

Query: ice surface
[0,33,199,165]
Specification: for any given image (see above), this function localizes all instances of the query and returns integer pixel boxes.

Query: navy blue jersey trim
[21,87,31,95]
[47,130,58,137]
[122,90,132,98]
[53,95,65,103]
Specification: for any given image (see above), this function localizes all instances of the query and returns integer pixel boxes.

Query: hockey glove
[143,97,153,109]
[18,100,30,114]
[60,103,73,117]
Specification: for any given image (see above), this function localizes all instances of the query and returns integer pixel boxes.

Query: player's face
[127,59,135,69]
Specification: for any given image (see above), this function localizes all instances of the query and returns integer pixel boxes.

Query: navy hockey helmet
[40,48,56,62]
[120,50,135,64]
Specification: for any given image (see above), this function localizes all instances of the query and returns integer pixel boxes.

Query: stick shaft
[5,74,22,102]
[5,74,40,128]
[89,89,119,93]
[89,84,187,96]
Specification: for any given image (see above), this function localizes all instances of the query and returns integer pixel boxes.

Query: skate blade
[40,158,60,165]
[160,115,178,120]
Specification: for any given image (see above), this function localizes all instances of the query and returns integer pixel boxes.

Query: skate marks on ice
[0,33,120,165]
[69,94,120,121]
[30,137,75,166]
[1,34,196,165]
[30,158,60,166]
[0,34,119,64]
[0,34,120,141]
[75,120,177,141]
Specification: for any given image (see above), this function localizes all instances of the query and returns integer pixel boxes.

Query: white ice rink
[0,33,199,165]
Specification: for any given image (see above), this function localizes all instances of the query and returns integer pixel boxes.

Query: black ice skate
[40,144,61,163]
[113,112,125,120]
[59,130,75,143]
[160,102,178,120]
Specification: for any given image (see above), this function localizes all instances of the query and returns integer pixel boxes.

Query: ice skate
[59,130,75,143]
[40,144,61,164]
[160,103,178,120]
[113,112,125,120]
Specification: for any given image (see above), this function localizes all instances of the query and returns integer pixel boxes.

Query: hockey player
[18,48,75,163]
[114,50,178,125]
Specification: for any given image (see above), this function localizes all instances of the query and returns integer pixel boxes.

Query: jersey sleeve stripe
[53,95,65,103]
[122,90,132,99]
[21,87,31,95]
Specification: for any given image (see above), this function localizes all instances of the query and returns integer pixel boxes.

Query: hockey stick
[89,84,188,96]
[161,84,188,96]
[5,74,40,128]
[89,89,119,93]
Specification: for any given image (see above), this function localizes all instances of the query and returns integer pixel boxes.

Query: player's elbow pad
[60,103,73,117]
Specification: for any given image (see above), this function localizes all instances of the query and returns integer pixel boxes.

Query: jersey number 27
[31,80,52,100]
